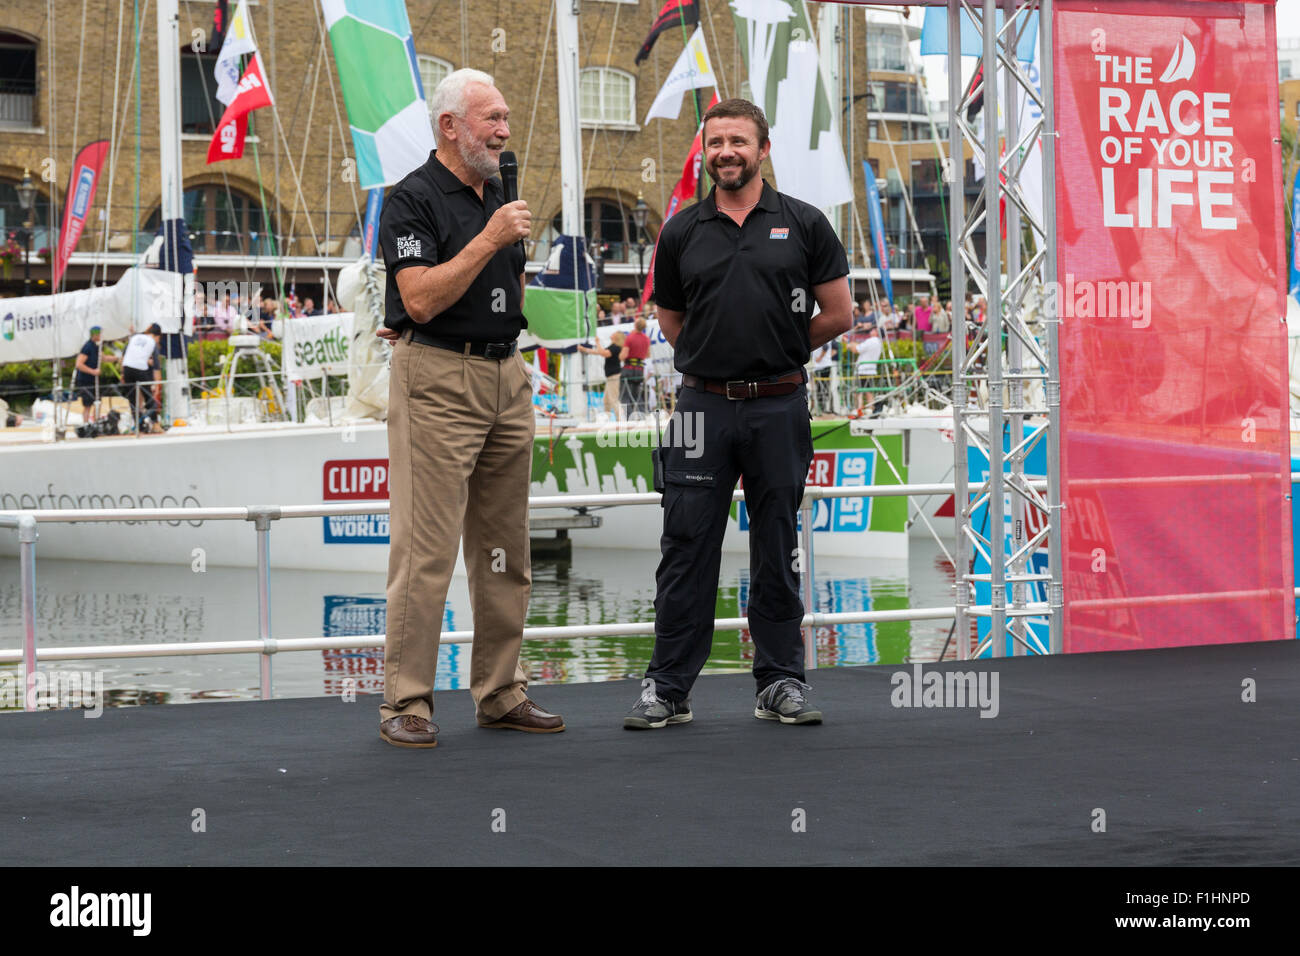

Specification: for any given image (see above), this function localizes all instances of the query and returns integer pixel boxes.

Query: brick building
[0,0,946,305]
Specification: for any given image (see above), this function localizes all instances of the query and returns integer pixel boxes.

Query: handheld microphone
[499,150,518,202]
[498,151,525,256]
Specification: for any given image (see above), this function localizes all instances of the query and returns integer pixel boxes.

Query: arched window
[579,67,635,128]
[0,178,50,251]
[541,196,657,264]
[418,54,454,124]
[0,30,38,128]
[144,184,275,256]
[180,45,225,135]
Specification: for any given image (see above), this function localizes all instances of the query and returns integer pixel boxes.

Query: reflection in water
[0,539,956,709]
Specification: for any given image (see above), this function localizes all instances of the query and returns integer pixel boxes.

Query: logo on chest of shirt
[396,233,421,259]
[769,227,789,240]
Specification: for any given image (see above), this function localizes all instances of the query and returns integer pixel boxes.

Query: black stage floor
[2,641,1297,866]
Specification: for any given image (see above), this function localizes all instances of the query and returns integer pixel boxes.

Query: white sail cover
[335,256,390,420]
[0,267,185,363]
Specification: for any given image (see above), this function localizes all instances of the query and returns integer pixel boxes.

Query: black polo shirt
[379,150,526,340]
[651,180,848,380]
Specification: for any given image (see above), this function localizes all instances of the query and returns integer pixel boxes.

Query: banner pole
[1040,0,1064,654]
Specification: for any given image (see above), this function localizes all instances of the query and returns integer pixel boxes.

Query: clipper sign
[322,458,389,543]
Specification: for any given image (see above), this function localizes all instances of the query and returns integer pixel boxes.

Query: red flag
[54,139,111,288]
[206,54,273,163]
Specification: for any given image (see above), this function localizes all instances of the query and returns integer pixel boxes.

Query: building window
[866,29,908,72]
[0,31,38,128]
[580,67,635,127]
[0,178,51,251]
[541,197,656,264]
[418,54,453,122]
[144,185,275,256]
[180,47,225,134]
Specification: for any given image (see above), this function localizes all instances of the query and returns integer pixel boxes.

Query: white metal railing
[1,482,966,711]
[4,472,1297,711]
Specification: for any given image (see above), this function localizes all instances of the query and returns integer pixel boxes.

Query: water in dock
[0,539,958,708]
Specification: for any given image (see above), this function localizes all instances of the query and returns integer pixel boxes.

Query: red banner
[54,139,110,287]
[1054,0,1292,650]
[206,54,273,164]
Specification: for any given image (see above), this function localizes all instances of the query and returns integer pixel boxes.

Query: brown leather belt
[682,370,805,400]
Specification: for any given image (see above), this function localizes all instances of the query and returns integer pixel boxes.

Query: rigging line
[285,39,326,258]
[460,0,468,68]
[412,0,445,45]
[520,1,556,239]
[579,1,612,199]
[676,0,703,132]
[95,0,128,289]
[517,0,553,197]
[654,39,666,218]
[91,0,109,276]
[702,0,729,98]
[868,91,928,284]
[894,10,951,265]
[583,0,622,204]
[47,0,61,398]
[247,15,328,296]
[184,7,253,290]
[309,0,362,233]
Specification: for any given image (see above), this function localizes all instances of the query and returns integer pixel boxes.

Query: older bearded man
[375,68,563,748]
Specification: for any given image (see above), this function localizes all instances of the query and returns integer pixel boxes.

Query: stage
[2,640,1296,866]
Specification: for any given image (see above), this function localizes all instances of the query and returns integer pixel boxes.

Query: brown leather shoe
[478,699,565,733]
[379,714,439,748]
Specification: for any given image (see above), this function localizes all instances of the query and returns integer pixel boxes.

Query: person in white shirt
[849,321,884,414]
[810,339,834,415]
[121,323,163,430]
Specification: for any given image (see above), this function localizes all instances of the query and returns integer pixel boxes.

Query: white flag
[731,0,853,211]
[644,28,716,124]
[215,0,257,107]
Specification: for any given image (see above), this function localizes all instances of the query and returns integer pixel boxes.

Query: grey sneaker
[623,678,693,729]
[755,678,823,724]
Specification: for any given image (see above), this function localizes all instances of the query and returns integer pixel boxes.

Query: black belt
[682,369,806,400]
[407,327,517,359]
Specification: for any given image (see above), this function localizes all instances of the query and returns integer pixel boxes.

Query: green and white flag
[321,0,435,189]
[729,0,853,211]
[520,287,598,348]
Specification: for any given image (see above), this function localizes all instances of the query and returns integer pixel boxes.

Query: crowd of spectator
[192,288,343,340]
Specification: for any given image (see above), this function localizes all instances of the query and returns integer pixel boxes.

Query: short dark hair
[702,98,769,146]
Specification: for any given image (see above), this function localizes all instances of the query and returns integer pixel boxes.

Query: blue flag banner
[1290,167,1300,303]
[920,9,1038,63]
[862,161,893,309]
[362,188,384,261]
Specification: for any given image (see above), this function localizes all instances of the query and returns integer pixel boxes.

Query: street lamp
[632,192,649,300]
[15,168,36,295]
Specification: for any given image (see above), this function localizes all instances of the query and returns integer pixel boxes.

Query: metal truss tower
[946,0,1063,657]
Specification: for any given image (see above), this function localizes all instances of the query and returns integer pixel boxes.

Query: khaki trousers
[603,372,621,414]
[381,337,536,723]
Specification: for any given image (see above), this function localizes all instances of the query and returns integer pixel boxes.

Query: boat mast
[554,0,590,420]
[156,0,190,421]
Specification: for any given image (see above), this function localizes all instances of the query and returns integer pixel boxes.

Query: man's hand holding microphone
[377,151,527,342]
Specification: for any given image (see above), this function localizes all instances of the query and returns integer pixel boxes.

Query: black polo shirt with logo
[650,180,848,380]
[379,150,526,340]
